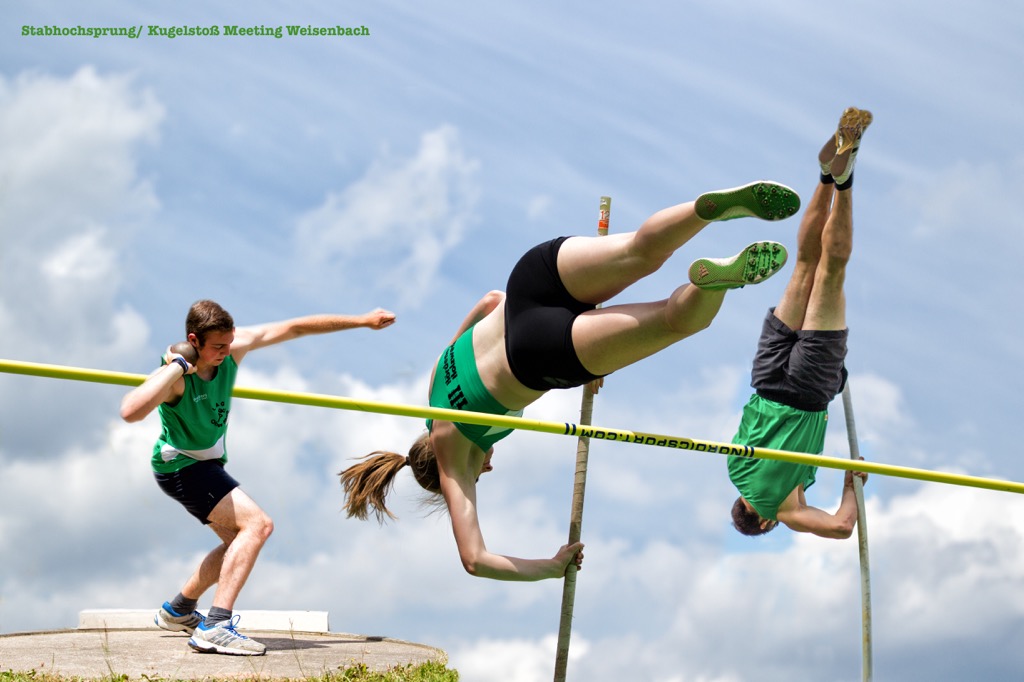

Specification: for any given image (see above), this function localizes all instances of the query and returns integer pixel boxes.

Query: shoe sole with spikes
[694,181,800,222]
[688,241,788,291]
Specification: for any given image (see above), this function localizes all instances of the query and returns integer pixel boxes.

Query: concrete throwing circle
[0,629,447,679]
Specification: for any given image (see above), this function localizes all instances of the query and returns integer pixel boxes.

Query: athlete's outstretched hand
[362,309,396,330]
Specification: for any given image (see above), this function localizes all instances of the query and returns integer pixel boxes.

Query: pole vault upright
[841,381,873,681]
[553,195,611,682]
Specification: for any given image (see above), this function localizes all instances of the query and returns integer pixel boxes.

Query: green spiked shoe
[694,181,800,222]
[688,241,788,291]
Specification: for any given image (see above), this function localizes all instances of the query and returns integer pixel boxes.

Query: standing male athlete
[121,300,395,654]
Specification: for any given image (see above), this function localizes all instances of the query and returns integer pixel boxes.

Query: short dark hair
[731,497,775,536]
[185,300,234,346]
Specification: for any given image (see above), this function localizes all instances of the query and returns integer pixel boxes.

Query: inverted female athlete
[341,180,799,581]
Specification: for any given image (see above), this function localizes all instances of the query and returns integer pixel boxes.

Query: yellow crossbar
[2,358,1022,495]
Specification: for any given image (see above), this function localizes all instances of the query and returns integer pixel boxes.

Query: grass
[0,662,460,682]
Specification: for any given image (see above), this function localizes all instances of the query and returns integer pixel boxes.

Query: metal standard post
[554,196,610,682]
[842,381,873,681]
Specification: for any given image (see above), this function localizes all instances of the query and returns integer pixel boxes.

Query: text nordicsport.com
[21,24,371,39]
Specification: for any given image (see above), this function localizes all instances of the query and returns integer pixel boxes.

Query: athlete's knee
[664,286,722,335]
[824,244,852,270]
[818,254,850,289]
[629,238,673,275]
[666,304,716,336]
[256,515,274,543]
[821,230,852,268]
[243,512,274,544]
[672,316,713,336]
[793,245,823,270]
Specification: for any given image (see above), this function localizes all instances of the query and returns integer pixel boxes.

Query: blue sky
[2,1,1024,680]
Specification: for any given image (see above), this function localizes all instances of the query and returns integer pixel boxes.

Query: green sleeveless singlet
[727,393,828,520]
[152,355,238,474]
[427,326,523,451]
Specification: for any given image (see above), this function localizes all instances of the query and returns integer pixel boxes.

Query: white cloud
[41,226,116,294]
[840,372,908,437]
[0,66,162,228]
[449,633,590,682]
[3,240,1023,681]
[0,65,161,352]
[293,125,480,307]
[440,481,1024,681]
[3,4,1024,680]
[0,67,163,458]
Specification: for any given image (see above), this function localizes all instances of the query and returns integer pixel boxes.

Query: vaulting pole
[841,381,873,681]
[554,196,611,682]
